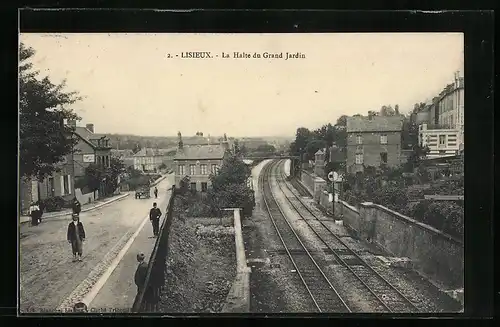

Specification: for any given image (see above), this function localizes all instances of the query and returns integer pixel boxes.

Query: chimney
[86,123,94,133]
[177,131,183,150]
[67,120,76,128]
[368,112,374,120]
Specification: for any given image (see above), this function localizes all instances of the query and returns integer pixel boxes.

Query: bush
[420,201,464,238]
[40,196,66,212]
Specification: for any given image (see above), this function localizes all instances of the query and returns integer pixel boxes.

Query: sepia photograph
[18,32,465,315]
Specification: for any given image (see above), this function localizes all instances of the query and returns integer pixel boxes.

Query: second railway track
[261,160,351,313]
[273,159,421,313]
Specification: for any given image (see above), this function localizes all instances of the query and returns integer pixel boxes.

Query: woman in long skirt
[67,213,86,262]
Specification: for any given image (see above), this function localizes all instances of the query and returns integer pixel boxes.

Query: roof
[111,149,134,157]
[133,148,164,157]
[346,116,403,133]
[75,127,106,141]
[315,149,325,155]
[174,145,226,160]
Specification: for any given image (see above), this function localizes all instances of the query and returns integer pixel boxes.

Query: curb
[20,193,130,225]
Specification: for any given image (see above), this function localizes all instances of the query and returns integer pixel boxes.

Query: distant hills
[105,133,293,152]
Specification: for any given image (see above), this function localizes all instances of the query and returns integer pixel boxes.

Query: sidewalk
[88,190,172,311]
[19,193,130,225]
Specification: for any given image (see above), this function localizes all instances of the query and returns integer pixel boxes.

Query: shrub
[40,196,66,212]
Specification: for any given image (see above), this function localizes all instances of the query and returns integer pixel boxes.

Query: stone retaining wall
[221,208,251,313]
[300,175,464,295]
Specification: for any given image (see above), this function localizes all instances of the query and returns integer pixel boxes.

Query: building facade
[173,133,228,191]
[436,72,464,149]
[346,115,404,173]
[133,148,164,172]
[418,123,461,159]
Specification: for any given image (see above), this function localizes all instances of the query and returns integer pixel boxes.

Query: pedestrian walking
[149,202,162,237]
[67,213,86,262]
[29,202,41,226]
[134,252,148,294]
[72,197,81,216]
[153,187,158,199]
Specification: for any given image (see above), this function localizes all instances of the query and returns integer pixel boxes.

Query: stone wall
[314,188,463,291]
[300,170,327,202]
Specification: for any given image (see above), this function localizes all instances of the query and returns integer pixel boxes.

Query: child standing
[67,213,86,262]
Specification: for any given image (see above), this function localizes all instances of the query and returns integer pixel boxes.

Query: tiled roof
[133,148,163,157]
[346,116,403,133]
[75,127,106,141]
[174,145,226,160]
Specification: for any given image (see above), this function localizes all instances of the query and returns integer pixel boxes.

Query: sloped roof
[315,149,325,155]
[174,145,225,160]
[346,116,403,133]
[133,147,163,157]
[75,127,106,141]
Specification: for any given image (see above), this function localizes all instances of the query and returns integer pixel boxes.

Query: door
[48,177,55,197]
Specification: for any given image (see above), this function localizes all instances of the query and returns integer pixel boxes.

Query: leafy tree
[380,105,395,116]
[19,42,82,180]
[289,127,312,159]
[210,154,251,188]
[208,153,255,217]
[404,144,430,172]
[313,123,336,147]
[305,139,327,161]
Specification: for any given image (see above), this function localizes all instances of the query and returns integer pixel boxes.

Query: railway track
[274,160,421,313]
[261,160,351,313]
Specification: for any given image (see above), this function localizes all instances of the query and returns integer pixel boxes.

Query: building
[133,148,164,172]
[436,71,464,149]
[346,114,404,173]
[418,123,461,159]
[313,149,326,177]
[72,122,113,179]
[111,149,135,168]
[19,121,112,214]
[173,132,228,191]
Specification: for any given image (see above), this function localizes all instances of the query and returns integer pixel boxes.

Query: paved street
[19,176,173,313]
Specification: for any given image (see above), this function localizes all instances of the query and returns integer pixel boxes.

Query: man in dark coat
[134,252,148,294]
[149,202,162,237]
[67,213,86,262]
[153,187,158,199]
[72,197,82,216]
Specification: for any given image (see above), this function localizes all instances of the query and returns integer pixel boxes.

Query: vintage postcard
[19,32,464,315]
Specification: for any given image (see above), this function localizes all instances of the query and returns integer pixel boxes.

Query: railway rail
[274,160,421,313]
[261,160,351,313]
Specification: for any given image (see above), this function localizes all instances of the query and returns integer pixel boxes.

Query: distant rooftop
[346,116,403,133]
[174,144,226,160]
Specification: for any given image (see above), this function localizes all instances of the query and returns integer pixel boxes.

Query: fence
[131,188,177,312]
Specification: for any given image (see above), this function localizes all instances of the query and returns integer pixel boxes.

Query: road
[19,176,173,313]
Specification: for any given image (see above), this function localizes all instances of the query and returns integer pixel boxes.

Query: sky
[20,33,464,138]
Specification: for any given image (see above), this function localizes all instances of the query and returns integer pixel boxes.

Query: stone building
[346,114,404,173]
[173,132,229,192]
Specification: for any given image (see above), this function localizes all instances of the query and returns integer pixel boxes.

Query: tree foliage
[84,157,125,196]
[19,42,83,180]
[379,105,396,116]
[208,154,255,217]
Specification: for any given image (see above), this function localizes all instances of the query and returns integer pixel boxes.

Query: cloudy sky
[20,33,464,137]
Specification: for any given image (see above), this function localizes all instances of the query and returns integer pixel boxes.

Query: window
[201,182,208,192]
[211,164,218,174]
[380,152,388,164]
[105,156,110,168]
[200,164,208,175]
[356,135,363,144]
[439,135,446,145]
[62,175,70,195]
[380,134,388,145]
[355,153,363,164]
[178,164,185,175]
[190,164,196,175]
[190,182,197,191]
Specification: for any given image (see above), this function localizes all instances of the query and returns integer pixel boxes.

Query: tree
[19,43,82,180]
[289,127,312,159]
[208,153,255,217]
[404,144,430,173]
[305,139,327,161]
[313,123,336,147]
[379,105,395,116]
